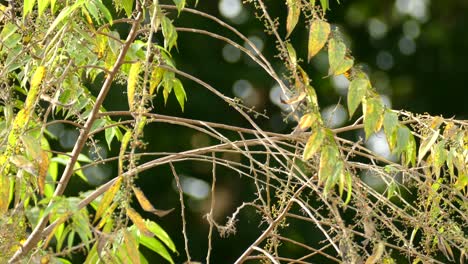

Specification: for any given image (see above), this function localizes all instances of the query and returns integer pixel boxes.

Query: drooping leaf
[38,0,51,17]
[146,220,177,252]
[383,110,399,150]
[324,160,343,197]
[133,187,174,217]
[138,232,175,264]
[320,0,329,14]
[286,0,301,37]
[91,0,113,25]
[23,0,37,17]
[303,127,325,160]
[127,208,153,237]
[431,140,447,178]
[298,113,317,132]
[328,38,354,76]
[122,0,134,17]
[283,91,307,105]
[318,145,339,185]
[37,150,49,195]
[172,0,185,14]
[93,176,122,223]
[347,77,369,117]
[172,78,187,111]
[363,97,384,139]
[286,43,297,67]
[150,67,165,96]
[343,171,352,205]
[161,15,178,51]
[308,20,330,61]
[124,230,141,264]
[305,85,319,110]
[127,61,141,111]
[418,129,440,165]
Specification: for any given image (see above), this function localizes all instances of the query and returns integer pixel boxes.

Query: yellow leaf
[127,62,141,111]
[286,0,300,37]
[283,91,307,105]
[94,176,123,223]
[38,150,50,195]
[133,186,174,217]
[0,169,10,213]
[308,20,330,61]
[328,38,354,76]
[297,113,316,132]
[25,66,46,109]
[124,230,141,264]
[303,127,325,160]
[363,97,384,139]
[150,67,165,96]
[127,207,153,237]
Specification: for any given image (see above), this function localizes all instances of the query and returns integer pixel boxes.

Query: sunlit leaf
[133,187,174,217]
[146,220,177,252]
[418,129,440,164]
[93,176,122,223]
[343,171,352,205]
[38,150,49,195]
[23,0,37,18]
[38,0,51,17]
[303,127,325,160]
[161,15,178,51]
[306,85,319,110]
[173,78,186,111]
[347,77,369,117]
[328,38,354,76]
[127,207,153,237]
[150,67,165,96]
[138,232,175,264]
[308,20,330,61]
[318,145,339,185]
[286,0,301,37]
[286,43,297,67]
[122,0,134,17]
[283,91,307,105]
[124,230,141,264]
[298,113,317,132]
[431,140,447,178]
[324,160,343,197]
[383,110,399,151]
[320,0,329,14]
[127,61,141,111]
[363,97,384,139]
[91,0,113,25]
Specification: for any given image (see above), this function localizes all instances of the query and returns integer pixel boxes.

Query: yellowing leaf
[431,140,447,178]
[328,38,354,76]
[308,20,330,61]
[38,150,50,195]
[123,230,141,264]
[127,62,141,111]
[347,77,369,117]
[133,186,174,217]
[0,168,10,213]
[127,207,153,237]
[418,129,440,165]
[383,110,399,151]
[306,85,319,110]
[297,113,317,132]
[94,176,123,223]
[150,67,165,96]
[286,0,300,37]
[363,97,384,139]
[119,131,132,174]
[26,66,46,109]
[318,145,339,185]
[283,91,307,105]
[324,160,343,197]
[303,127,325,160]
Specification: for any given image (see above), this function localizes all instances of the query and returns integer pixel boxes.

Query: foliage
[0,0,466,263]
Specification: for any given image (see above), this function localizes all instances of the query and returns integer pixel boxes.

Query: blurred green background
[53,0,467,262]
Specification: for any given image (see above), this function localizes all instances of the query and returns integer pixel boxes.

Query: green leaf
[46,1,85,37]
[303,127,325,160]
[383,110,399,150]
[286,0,300,37]
[138,232,175,264]
[328,38,354,76]
[308,20,331,61]
[343,171,352,205]
[286,43,297,67]
[91,0,113,25]
[105,126,116,150]
[146,220,177,252]
[161,15,178,51]
[38,0,51,17]
[395,126,410,154]
[23,0,37,17]
[172,0,185,14]
[431,140,447,178]
[347,77,369,117]
[173,78,187,111]
[122,0,134,17]
[324,160,343,197]
[318,145,339,185]
[320,0,329,14]
[363,97,384,139]
[162,71,175,104]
